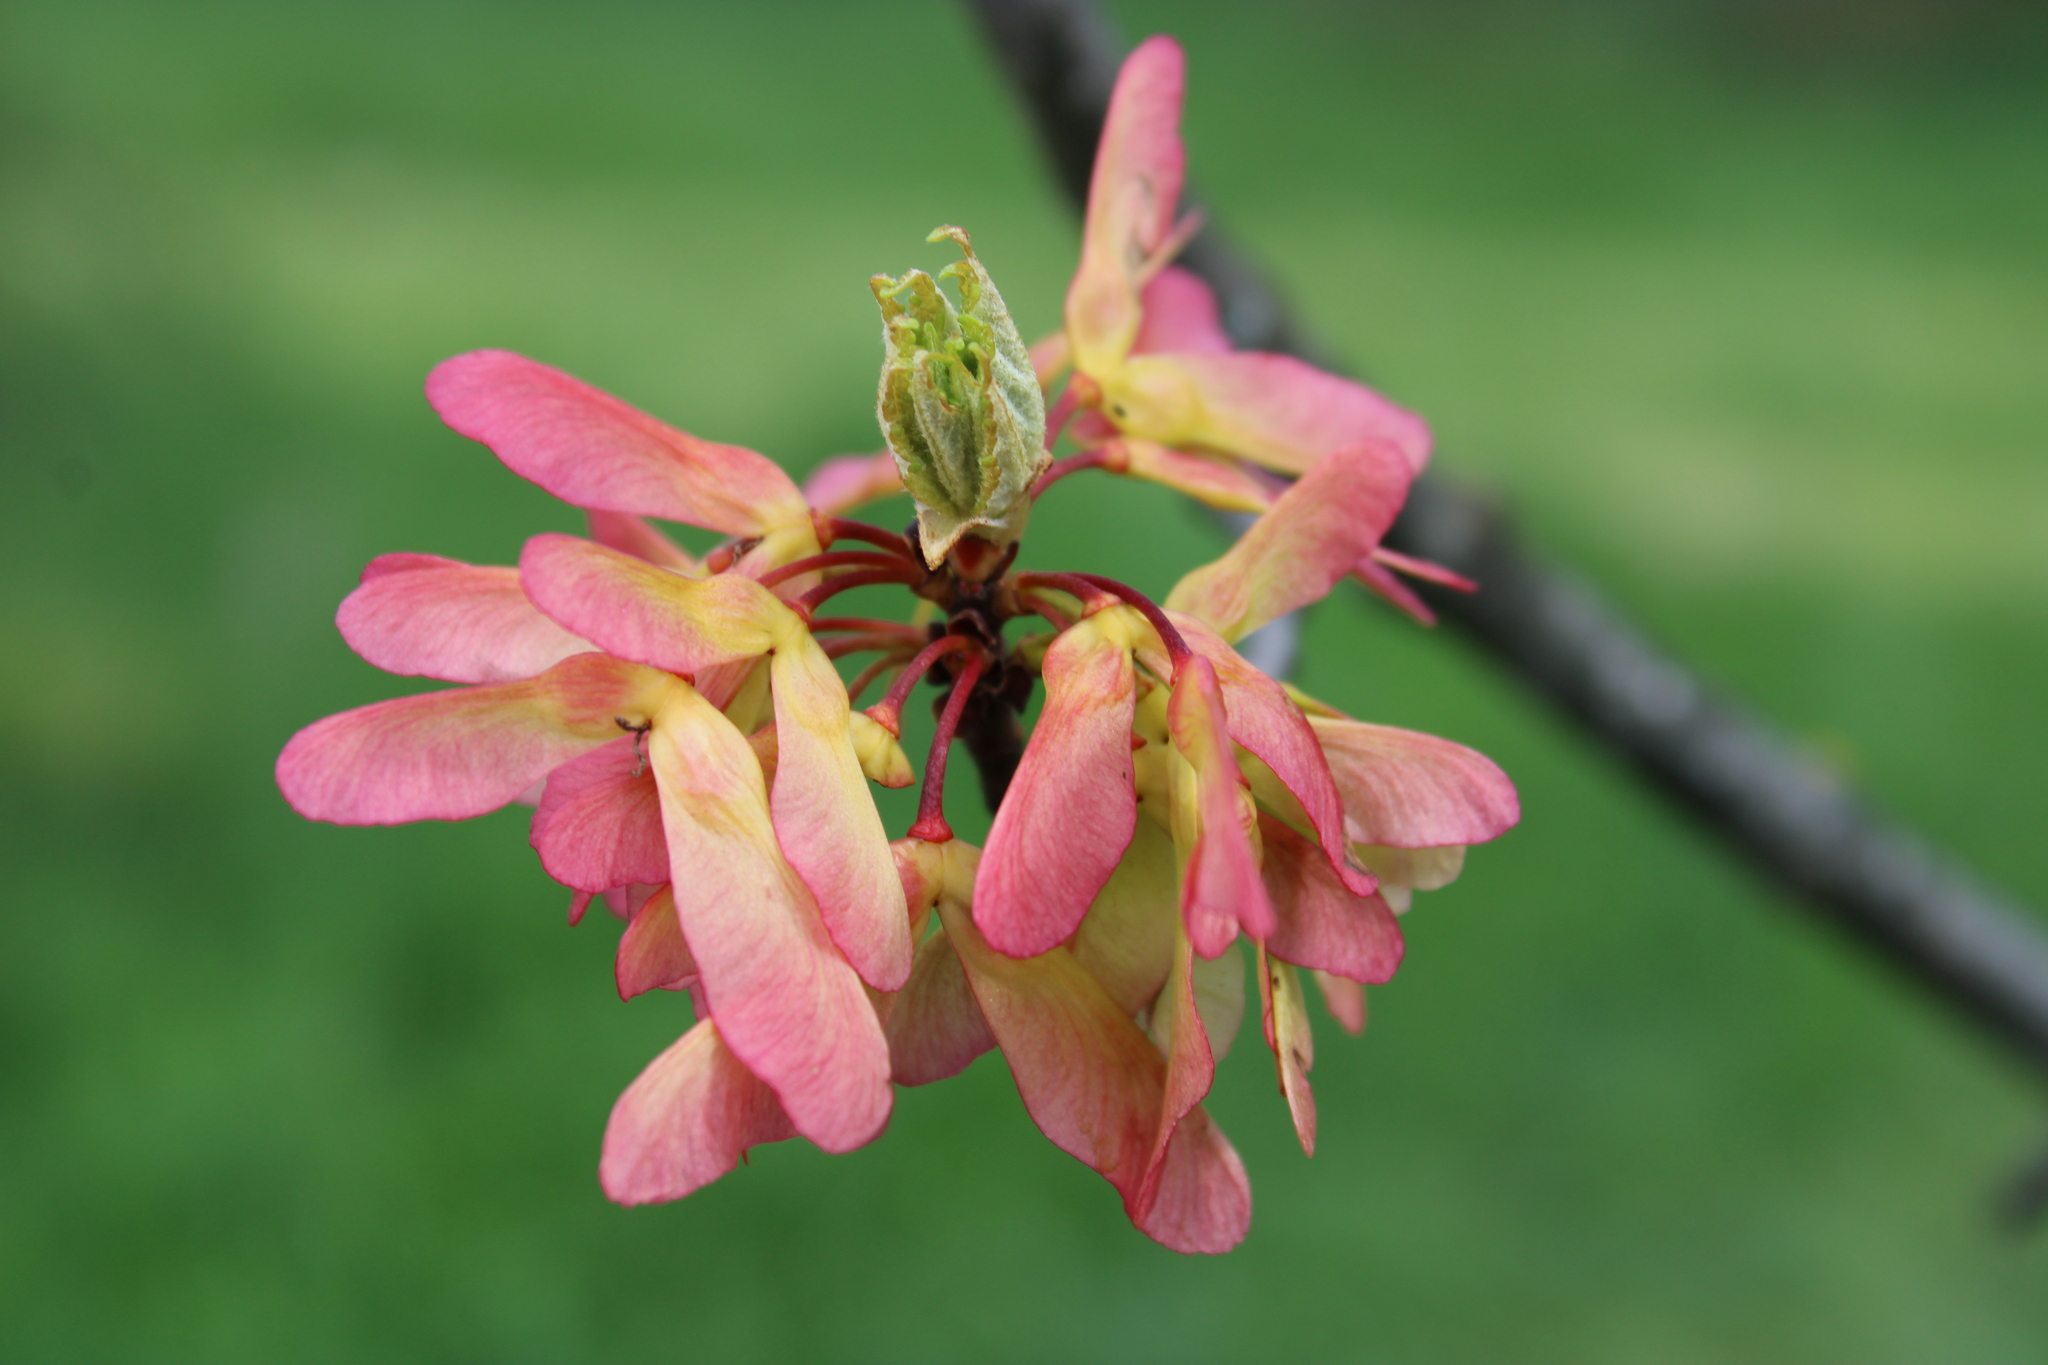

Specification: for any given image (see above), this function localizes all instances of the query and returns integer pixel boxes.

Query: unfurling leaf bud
[872,226,1049,569]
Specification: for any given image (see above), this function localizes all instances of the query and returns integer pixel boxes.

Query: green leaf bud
[872,226,1048,569]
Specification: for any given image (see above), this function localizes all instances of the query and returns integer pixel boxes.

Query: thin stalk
[866,634,976,736]
[810,616,925,637]
[908,650,989,844]
[756,550,909,590]
[823,632,922,661]
[847,655,912,707]
[1014,570,1193,670]
[1030,447,1111,499]
[823,517,917,560]
[1015,592,1074,631]
[793,565,923,616]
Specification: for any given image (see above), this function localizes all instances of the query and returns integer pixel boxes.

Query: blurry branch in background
[963,0,2048,1228]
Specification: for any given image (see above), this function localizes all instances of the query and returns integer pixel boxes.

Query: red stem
[823,632,921,661]
[866,634,975,736]
[1016,592,1074,631]
[810,616,924,637]
[1017,571,1192,672]
[846,655,911,706]
[823,517,916,560]
[756,550,909,590]
[792,565,923,616]
[1011,570,1116,613]
[1073,573,1195,668]
[907,650,988,844]
[1031,448,1111,500]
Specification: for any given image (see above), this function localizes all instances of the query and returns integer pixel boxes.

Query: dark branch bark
[962,0,2048,1103]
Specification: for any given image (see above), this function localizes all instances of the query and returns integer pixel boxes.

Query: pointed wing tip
[969,902,1070,962]
[424,347,527,409]
[1131,32,1185,69]
[857,948,915,996]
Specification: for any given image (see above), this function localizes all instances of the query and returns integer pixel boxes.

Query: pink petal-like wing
[938,871,1249,1255]
[1167,657,1276,958]
[1136,1102,1253,1255]
[599,1019,796,1205]
[1135,926,1252,1254]
[427,350,806,537]
[975,615,1139,958]
[1069,816,1178,1016]
[1312,970,1367,1035]
[519,533,782,675]
[1165,442,1413,642]
[1310,717,1520,848]
[585,510,700,573]
[802,451,904,515]
[1130,266,1232,357]
[1112,350,1431,475]
[338,554,591,684]
[1260,817,1403,984]
[615,885,698,1001]
[884,929,996,1086]
[1162,614,1373,897]
[1066,36,1187,373]
[647,687,891,1153]
[277,653,671,824]
[1256,945,1317,1156]
[1118,439,1278,513]
[1351,555,1438,626]
[769,633,912,992]
[530,735,667,893]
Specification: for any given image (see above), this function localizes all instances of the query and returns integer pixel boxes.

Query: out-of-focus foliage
[0,0,2043,1359]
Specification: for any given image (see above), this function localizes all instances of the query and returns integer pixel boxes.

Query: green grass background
[2,1,2045,1359]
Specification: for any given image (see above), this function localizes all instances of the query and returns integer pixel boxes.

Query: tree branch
[963,0,2048,1116]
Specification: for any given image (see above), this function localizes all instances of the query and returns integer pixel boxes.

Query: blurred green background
[3,0,2045,1359]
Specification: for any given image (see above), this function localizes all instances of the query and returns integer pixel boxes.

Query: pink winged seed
[584,510,700,573]
[599,1019,797,1206]
[1309,716,1521,849]
[1259,817,1404,985]
[767,634,913,992]
[646,690,891,1154]
[1129,350,1432,476]
[1135,927,1251,1254]
[1129,266,1233,357]
[882,929,998,1087]
[1256,948,1318,1157]
[530,735,668,894]
[614,886,699,1002]
[974,618,1140,958]
[1066,35,1188,371]
[275,653,670,825]
[518,533,782,676]
[1165,441,1413,643]
[800,451,905,516]
[938,883,1249,1255]
[1167,656,1277,959]
[338,554,592,685]
[427,350,806,538]
[1162,616,1376,898]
